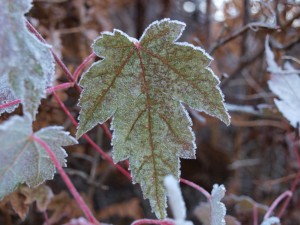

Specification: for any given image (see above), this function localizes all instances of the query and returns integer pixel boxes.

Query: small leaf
[265,39,300,130]
[0,115,77,199]
[210,184,226,225]
[0,0,55,118]
[77,18,230,218]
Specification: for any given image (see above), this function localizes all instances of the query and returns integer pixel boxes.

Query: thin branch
[281,56,300,65]
[209,22,278,54]
[231,117,284,129]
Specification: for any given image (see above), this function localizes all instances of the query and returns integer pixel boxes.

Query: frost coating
[77,18,230,218]
[0,0,55,118]
[164,175,194,225]
[0,115,77,200]
[210,184,226,225]
[164,175,186,221]
[260,217,280,225]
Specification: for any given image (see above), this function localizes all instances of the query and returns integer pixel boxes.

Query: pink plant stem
[43,211,50,225]
[46,82,73,93]
[131,219,175,225]
[30,135,100,225]
[73,53,96,82]
[0,99,21,110]
[277,131,300,217]
[253,203,258,225]
[180,178,211,199]
[52,92,132,180]
[264,190,292,220]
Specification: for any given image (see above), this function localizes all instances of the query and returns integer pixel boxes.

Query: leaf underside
[77,18,230,218]
[265,39,300,130]
[0,0,55,118]
[0,115,77,199]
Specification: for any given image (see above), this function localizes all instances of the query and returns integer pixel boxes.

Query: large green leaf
[77,18,230,218]
[0,0,55,118]
[0,115,77,199]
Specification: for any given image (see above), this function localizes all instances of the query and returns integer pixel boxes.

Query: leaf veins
[77,18,230,218]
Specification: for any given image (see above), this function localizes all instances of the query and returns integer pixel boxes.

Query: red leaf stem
[0,99,21,110]
[73,53,96,83]
[253,203,258,225]
[180,178,211,199]
[46,82,73,93]
[0,82,72,111]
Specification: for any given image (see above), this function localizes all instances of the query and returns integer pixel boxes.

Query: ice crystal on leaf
[0,115,77,199]
[77,18,230,218]
[0,0,55,118]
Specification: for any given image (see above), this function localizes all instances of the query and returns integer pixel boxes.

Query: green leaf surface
[77,18,230,218]
[0,0,55,118]
[0,115,77,199]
